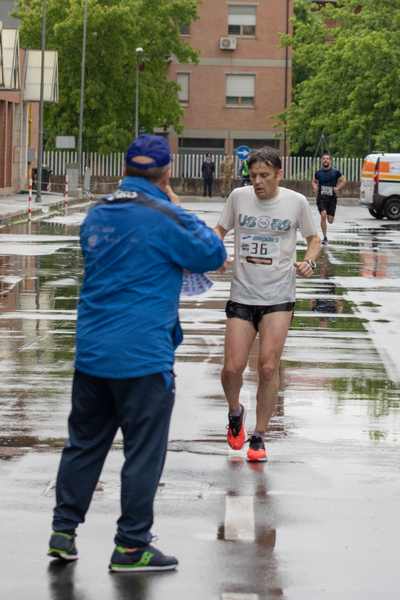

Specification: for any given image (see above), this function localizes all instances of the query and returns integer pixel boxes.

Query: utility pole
[35,0,47,203]
[78,0,88,177]
[283,0,290,158]
[135,47,144,138]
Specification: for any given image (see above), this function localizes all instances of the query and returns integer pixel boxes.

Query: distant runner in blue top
[312,153,346,244]
[48,135,226,573]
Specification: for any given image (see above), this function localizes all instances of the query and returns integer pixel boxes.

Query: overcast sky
[0,0,19,28]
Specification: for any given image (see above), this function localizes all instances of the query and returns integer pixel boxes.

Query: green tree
[283,0,400,156]
[16,0,198,151]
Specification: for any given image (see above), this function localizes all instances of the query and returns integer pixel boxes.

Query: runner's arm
[304,234,321,262]
[214,224,228,240]
[312,174,319,194]
[334,175,346,193]
[165,184,180,205]
[295,234,321,278]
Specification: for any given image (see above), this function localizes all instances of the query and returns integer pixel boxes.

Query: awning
[0,22,4,87]
[24,49,59,102]
[1,28,20,89]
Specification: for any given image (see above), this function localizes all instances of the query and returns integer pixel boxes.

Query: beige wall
[169,0,292,153]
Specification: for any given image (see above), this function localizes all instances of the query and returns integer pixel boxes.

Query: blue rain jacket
[75,177,226,379]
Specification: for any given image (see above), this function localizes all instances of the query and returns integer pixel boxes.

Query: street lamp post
[35,0,47,203]
[78,0,88,178]
[283,0,290,157]
[135,47,144,139]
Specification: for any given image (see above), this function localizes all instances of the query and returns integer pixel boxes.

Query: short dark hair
[125,164,170,182]
[321,152,331,158]
[248,148,282,170]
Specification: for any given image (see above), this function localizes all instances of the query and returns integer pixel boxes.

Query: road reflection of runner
[360,236,388,278]
[217,458,283,598]
[311,252,343,328]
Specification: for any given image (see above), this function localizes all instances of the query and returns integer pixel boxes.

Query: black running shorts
[317,195,337,217]
[225,300,295,331]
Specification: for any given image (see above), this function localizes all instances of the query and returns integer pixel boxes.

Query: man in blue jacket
[48,135,226,572]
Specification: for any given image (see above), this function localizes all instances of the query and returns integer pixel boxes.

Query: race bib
[239,233,280,266]
[320,185,334,196]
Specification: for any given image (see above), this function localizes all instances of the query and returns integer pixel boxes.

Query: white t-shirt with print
[218,186,317,305]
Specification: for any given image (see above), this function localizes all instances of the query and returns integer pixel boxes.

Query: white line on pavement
[224,495,255,541]
[222,594,259,600]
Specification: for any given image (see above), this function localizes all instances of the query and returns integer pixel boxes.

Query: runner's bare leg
[255,311,292,433]
[221,318,257,412]
[320,209,328,238]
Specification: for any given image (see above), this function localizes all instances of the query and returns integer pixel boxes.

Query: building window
[234,139,280,151]
[178,138,225,151]
[226,74,255,106]
[180,23,191,35]
[228,5,256,37]
[177,73,190,103]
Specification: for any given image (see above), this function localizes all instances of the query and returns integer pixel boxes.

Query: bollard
[28,178,33,220]
[64,174,69,209]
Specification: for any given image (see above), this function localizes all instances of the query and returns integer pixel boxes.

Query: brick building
[168,0,292,156]
[0,1,58,193]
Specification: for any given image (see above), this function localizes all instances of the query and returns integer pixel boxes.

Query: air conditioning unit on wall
[219,37,237,51]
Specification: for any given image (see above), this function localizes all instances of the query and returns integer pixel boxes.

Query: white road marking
[0,276,23,285]
[224,495,255,541]
[44,278,78,287]
[44,214,86,226]
[0,310,76,321]
[222,594,259,600]
[0,243,75,257]
[0,234,78,242]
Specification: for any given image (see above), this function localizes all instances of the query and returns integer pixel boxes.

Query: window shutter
[228,5,256,26]
[177,73,190,102]
[226,75,255,98]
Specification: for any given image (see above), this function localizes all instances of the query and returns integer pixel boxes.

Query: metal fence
[43,151,364,182]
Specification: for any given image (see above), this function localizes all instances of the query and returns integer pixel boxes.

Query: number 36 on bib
[239,233,281,266]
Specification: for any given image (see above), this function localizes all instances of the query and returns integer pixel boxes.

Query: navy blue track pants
[52,368,175,547]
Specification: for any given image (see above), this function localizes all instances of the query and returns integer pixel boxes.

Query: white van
[360,153,400,220]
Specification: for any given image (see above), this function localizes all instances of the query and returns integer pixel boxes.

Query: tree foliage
[16,0,198,151]
[283,0,400,156]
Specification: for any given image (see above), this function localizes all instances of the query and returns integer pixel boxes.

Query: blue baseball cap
[125,134,172,170]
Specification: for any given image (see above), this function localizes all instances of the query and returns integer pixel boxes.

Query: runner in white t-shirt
[215,149,321,462]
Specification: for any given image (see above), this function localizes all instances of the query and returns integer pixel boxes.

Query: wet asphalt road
[0,201,400,599]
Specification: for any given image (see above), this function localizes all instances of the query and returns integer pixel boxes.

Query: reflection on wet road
[1,205,400,599]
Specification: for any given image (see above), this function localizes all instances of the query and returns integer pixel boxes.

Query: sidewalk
[182,194,360,205]
[0,191,361,227]
[0,192,85,226]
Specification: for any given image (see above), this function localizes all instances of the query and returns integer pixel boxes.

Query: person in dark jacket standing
[201,153,215,197]
[47,135,226,573]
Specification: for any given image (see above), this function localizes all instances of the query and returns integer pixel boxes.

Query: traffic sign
[56,136,76,149]
[235,145,251,161]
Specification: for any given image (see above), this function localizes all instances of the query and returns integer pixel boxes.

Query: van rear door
[360,156,376,206]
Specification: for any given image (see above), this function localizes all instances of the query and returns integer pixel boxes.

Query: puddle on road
[0,209,400,464]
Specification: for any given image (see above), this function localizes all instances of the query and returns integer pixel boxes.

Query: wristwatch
[305,259,317,270]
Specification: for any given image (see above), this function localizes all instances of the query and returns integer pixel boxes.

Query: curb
[0,195,362,227]
[0,196,94,228]
[179,196,361,206]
